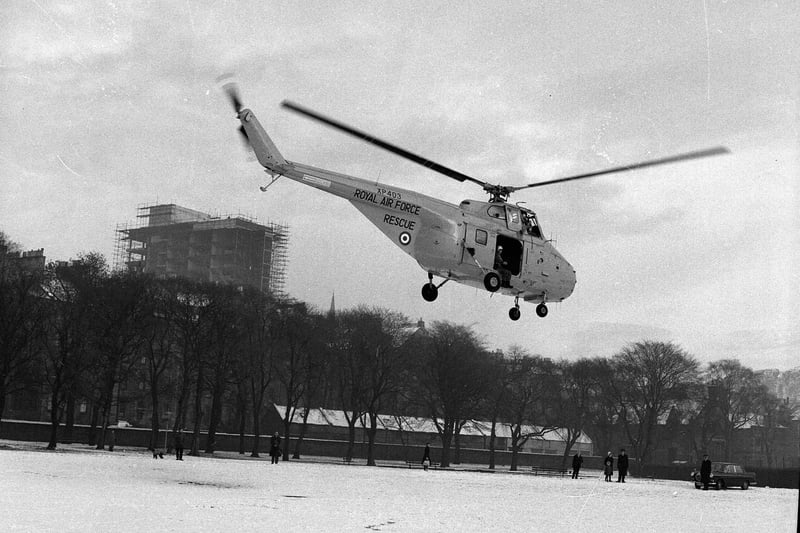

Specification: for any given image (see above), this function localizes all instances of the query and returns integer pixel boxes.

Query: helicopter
[222,82,728,321]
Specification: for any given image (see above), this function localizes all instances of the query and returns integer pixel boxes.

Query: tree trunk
[150,381,160,450]
[205,376,224,454]
[292,407,312,460]
[251,408,261,458]
[453,430,462,465]
[238,401,247,455]
[189,366,204,456]
[87,404,99,446]
[345,421,357,461]
[96,397,112,450]
[488,419,497,470]
[439,419,454,467]
[366,412,378,466]
[509,429,521,471]
[63,393,74,443]
[281,414,292,462]
[47,392,61,449]
[0,389,5,436]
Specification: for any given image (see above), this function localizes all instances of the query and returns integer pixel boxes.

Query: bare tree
[753,390,795,468]
[503,351,557,471]
[412,321,490,468]
[202,285,246,454]
[328,309,369,462]
[343,306,410,466]
[0,249,46,430]
[40,256,106,449]
[705,359,765,461]
[241,289,278,458]
[89,271,150,450]
[168,281,211,456]
[139,279,178,452]
[479,350,513,470]
[272,301,320,461]
[552,358,599,470]
[609,340,698,470]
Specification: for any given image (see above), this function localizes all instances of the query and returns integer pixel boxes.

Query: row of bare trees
[1,243,792,469]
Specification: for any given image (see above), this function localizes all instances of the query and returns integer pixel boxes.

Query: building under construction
[115,204,288,296]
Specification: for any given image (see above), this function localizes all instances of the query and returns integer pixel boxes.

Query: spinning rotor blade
[513,146,730,191]
[281,100,487,188]
[217,75,243,114]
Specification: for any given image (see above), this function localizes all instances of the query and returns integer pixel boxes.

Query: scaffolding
[114,203,289,296]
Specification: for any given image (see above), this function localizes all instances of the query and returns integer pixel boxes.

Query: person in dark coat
[421,442,431,471]
[269,432,282,464]
[107,428,116,452]
[174,428,185,461]
[571,451,583,479]
[603,451,613,482]
[617,448,629,483]
[700,454,712,490]
[494,246,512,287]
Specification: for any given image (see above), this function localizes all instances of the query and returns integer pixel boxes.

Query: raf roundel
[398,231,411,246]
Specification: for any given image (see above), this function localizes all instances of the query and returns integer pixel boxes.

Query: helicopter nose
[562,260,577,299]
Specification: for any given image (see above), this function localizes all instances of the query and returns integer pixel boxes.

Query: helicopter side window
[505,207,522,232]
[475,229,487,245]
[487,206,505,220]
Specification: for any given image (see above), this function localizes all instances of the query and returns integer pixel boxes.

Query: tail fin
[238,109,287,170]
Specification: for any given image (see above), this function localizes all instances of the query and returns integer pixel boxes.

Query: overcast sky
[2,1,798,370]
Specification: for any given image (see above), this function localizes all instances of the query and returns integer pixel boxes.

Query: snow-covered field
[1,441,796,532]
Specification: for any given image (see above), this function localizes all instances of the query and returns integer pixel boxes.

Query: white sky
[2,1,798,370]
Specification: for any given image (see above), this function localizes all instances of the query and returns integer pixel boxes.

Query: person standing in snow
[617,448,629,483]
[269,432,282,464]
[603,451,613,482]
[107,428,116,452]
[421,443,431,471]
[700,454,712,490]
[174,428,185,461]
[571,451,583,479]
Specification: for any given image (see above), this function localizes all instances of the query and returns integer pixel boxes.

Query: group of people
[169,430,281,463]
[602,449,629,482]
[570,449,629,482]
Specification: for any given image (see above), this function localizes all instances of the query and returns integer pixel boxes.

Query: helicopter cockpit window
[487,205,506,220]
[522,211,543,239]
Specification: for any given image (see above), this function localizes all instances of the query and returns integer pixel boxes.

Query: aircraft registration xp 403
[222,82,728,321]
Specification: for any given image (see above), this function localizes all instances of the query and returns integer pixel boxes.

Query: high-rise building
[115,203,288,295]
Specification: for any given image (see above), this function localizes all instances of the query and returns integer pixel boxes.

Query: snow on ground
[1,441,796,532]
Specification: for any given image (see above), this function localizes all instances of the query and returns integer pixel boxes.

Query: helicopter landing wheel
[483,272,501,292]
[536,303,548,318]
[421,283,438,302]
[509,306,521,321]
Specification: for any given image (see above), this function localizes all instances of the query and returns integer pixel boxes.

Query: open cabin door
[460,223,495,271]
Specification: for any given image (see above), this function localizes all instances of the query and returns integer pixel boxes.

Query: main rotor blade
[514,146,730,191]
[281,100,487,188]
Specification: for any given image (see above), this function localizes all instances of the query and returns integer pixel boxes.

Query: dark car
[691,462,756,490]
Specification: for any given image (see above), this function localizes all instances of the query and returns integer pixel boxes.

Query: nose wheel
[536,302,548,318]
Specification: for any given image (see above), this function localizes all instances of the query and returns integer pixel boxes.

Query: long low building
[272,405,593,456]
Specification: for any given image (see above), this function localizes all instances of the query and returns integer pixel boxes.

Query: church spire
[328,292,336,318]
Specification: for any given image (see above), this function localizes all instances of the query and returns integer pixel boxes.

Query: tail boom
[238,109,286,170]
